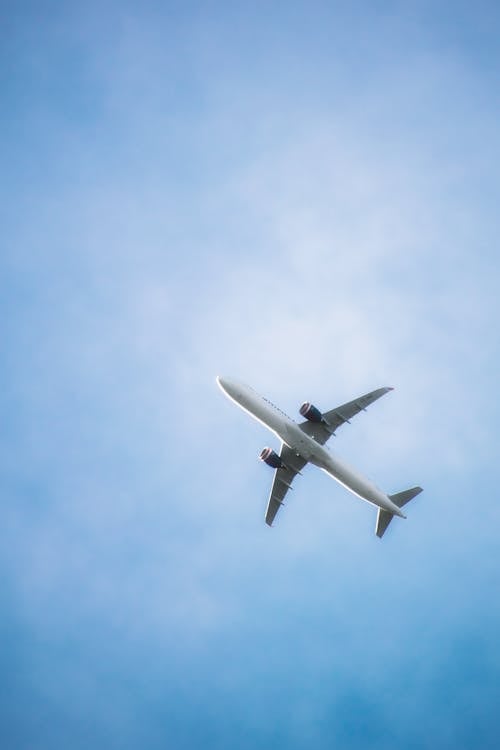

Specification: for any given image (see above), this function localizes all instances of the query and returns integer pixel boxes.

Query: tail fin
[375,486,423,538]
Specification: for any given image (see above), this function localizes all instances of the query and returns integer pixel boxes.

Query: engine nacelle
[259,447,283,469]
[299,401,323,423]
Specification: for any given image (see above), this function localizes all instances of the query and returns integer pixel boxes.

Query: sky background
[1,1,500,748]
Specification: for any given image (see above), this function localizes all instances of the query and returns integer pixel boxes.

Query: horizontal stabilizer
[376,486,423,538]
[388,486,423,508]
[376,509,393,538]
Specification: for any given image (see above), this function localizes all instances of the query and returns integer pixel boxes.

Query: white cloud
[169,117,498,482]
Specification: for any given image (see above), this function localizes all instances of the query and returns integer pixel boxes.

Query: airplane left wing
[299,387,393,445]
[265,444,308,526]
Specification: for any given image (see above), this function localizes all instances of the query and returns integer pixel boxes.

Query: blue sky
[1,1,500,748]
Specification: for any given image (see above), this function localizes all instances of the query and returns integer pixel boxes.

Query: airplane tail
[375,486,423,538]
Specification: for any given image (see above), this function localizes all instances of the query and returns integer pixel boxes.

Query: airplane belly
[235,389,293,442]
[321,453,397,512]
[282,423,319,460]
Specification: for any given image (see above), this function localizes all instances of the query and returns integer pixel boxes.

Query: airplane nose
[216,375,231,394]
[216,375,238,398]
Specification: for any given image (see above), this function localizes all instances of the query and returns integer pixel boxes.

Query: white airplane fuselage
[217,376,404,518]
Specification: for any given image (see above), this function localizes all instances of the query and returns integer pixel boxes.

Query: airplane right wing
[265,444,308,526]
[299,387,394,445]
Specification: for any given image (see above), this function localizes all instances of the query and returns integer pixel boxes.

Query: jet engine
[299,402,323,423]
[259,447,283,468]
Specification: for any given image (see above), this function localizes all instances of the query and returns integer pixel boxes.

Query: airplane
[216,376,422,537]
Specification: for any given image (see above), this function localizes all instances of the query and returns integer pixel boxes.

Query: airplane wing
[265,444,308,526]
[299,387,393,445]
